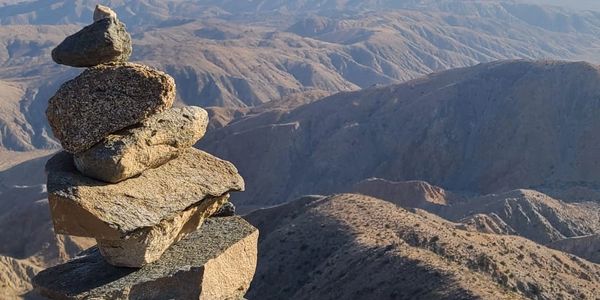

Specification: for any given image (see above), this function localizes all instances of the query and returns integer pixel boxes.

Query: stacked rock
[33,5,258,300]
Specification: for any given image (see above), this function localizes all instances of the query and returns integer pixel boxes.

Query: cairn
[32,5,258,299]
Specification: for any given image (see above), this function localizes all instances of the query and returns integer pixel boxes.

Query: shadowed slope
[203,60,600,206]
[245,194,600,300]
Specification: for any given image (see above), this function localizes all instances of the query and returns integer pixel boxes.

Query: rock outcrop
[33,5,257,299]
[33,217,258,300]
[74,106,209,183]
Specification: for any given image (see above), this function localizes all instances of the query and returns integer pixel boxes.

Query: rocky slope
[202,60,600,206]
[352,178,462,209]
[245,194,600,300]
[353,178,600,251]
[441,189,600,244]
[0,24,77,151]
[0,256,38,300]
[549,234,600,264]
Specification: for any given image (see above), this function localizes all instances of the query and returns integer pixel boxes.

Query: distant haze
[524,0,600,11]
[3,0,600,12]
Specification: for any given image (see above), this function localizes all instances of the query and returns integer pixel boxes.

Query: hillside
[245,194,600,300]
[352,179,600,252]
[0,256,38,300]
[440,189,600,244]
[0,153,93,300]
[550,234,600,264]
[351,178,463,209]
[5,1,600,151]
[201,60,600,206]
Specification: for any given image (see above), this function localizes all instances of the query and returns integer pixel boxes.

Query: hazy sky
[523,0,600,10]
[2,0,600,12]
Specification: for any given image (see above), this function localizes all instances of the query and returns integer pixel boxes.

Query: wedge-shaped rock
[74,106,209,183]
[46,148,244,240]
[47,63,176,153]
[94,4,117,22]
[52,17,132,67]
[98,194,229,267]
[33,217,259,300]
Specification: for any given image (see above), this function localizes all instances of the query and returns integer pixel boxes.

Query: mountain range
[4,59,600,299]
[4,0,600,151]
[201,60,600,206]
[2,1,600,299]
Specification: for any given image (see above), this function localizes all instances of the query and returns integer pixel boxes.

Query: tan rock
[46,148,244,240]
[93,4,117,22]
[97,194,229,267]
[47,63,176,153]
[33,217,259,300]
[74,106,209,183]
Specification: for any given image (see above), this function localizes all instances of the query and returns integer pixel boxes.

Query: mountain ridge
[245,194,600,300]
[4,1,600,151]
[201,59,600,206]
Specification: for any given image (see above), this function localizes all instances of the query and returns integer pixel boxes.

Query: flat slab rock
[33,217,259,300]
[52,16,131,67]
[47,63,176,153]
[74,106,209,183]
[97,194,229,268]
[46,148,244,240]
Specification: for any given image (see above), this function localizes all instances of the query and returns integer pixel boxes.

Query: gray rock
[47,63,176,153]
[93,4,117,22]
[74,106,209,183]
[97,194,229,267]
[46,148,244,240]
[52,17,132,67]
[33,217,259,300]
[213,201,236,217]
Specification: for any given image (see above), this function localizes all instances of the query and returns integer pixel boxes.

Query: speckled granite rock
[52,16,131,67]
[46,148,244,240]
[47,63,175,153]
[74,106,209,183]
[98,194,229,267]
[33,217,259,300]
[93,4,117,22]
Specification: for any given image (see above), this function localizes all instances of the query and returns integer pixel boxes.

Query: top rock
[52,6,131,67]
[93,4,117,22]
